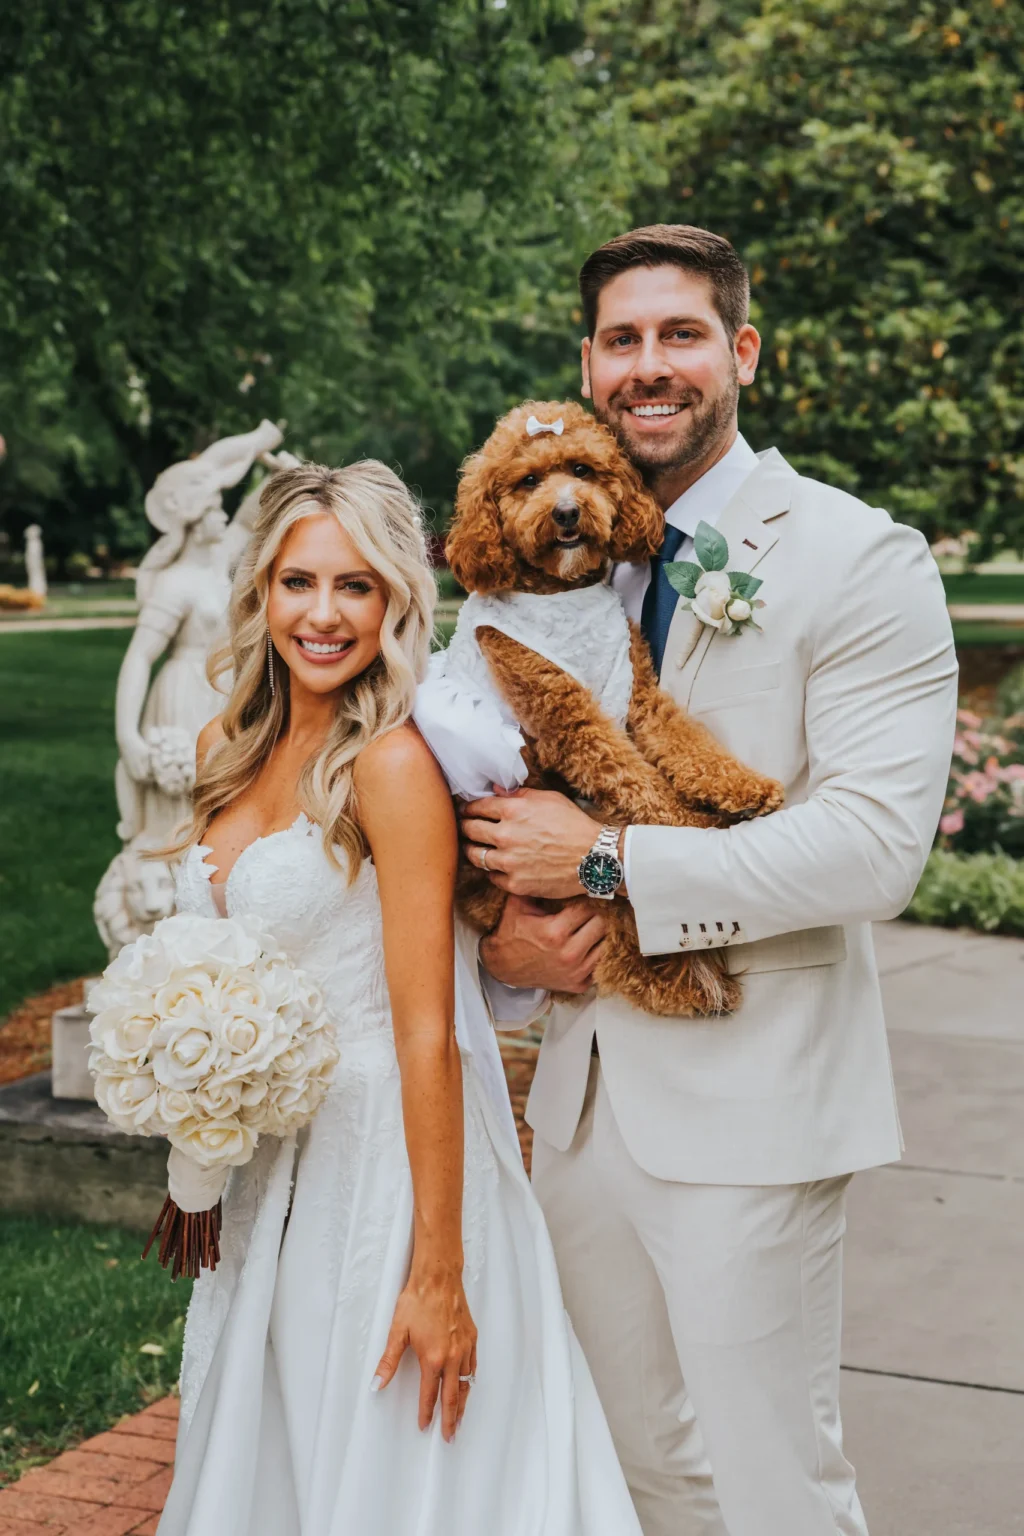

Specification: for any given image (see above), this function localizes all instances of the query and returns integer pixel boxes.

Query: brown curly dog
[446,399,783,1017]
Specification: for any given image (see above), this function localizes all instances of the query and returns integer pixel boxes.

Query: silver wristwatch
[577,825,625,900]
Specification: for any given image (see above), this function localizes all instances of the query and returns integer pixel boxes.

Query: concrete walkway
[842,919,1024,1536]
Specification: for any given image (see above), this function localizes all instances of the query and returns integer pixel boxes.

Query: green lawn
[942,572,1024,605]
[0,631,125,1018]
[0,1215,190,1485]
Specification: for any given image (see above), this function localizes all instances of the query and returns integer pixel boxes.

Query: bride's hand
[372,1259,478,1442]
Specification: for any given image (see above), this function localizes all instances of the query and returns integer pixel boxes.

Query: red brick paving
[2,1043,541,1532]
[0,1402,179,1536]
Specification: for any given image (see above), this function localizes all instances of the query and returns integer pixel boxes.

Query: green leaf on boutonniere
[727,571,763,600]
[694,520,728,572]
[663,560,702,598]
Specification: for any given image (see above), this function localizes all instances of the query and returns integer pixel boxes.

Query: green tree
[583,0,1024,552]
[0,0,620,566]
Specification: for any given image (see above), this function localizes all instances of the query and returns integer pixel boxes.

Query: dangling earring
[266,624,275,696]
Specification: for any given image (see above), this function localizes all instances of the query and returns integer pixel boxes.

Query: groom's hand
[461,787,600,901]
[480,895,606,994]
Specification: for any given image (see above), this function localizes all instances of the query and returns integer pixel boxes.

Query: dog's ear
[445,452,519,593]
[606,456,664,562]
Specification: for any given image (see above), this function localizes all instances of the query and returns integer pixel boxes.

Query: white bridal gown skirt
[158,1036,641,1536]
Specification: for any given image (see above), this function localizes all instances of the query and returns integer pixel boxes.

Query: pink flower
[939,809,965,836]
[961,771,999,803]
[957,709,983,729]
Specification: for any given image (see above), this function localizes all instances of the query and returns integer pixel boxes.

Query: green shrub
[997,663,1024,719]
[905,849,1024,936]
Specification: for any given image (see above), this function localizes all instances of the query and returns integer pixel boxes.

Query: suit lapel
[660,449,798,708]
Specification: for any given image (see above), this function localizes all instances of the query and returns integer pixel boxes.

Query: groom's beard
[594,361,740,486]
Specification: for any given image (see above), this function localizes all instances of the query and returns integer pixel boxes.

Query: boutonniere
[664,519,765,635]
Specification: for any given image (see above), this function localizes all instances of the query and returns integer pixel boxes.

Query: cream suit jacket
[524,448,959,1185]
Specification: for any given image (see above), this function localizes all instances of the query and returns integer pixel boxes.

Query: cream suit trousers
[532,1064,870,1536]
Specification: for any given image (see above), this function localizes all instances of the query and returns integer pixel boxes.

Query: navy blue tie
[641,523,687,676]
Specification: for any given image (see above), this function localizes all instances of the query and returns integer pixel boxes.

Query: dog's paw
[714,774,784,820]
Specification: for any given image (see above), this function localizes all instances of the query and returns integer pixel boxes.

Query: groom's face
[581,264,759,481]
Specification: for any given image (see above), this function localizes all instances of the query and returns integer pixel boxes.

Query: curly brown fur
[449,400,783,1019]
[626,625,784,819]
[477,628,778,1017]
[446,401,663,596]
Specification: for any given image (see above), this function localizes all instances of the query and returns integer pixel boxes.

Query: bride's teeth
[299,639,347,654]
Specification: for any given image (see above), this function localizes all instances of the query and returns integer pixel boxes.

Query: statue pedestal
[51,979,99,1101]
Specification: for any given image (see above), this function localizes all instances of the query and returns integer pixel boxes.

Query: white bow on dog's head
[525,415,564,438]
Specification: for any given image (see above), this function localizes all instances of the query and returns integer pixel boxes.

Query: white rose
[692,569,731,626]
[151,1014,223,1090]
[155,1087,194,1127]
[89,1007,156,1066]
[94,1068,160,1134]
[726,597,752,623]
[213,1007,291,1079]
[191,1073,246,1120]
[168,1114,258,1170]
[154,969,215,1019]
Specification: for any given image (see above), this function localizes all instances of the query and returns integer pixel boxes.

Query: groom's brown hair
[579,224,750,342]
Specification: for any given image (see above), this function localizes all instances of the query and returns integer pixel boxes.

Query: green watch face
[580,850,622,897]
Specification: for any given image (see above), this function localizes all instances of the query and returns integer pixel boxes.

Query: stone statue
[25,524,46,598]
[94,419,294,957]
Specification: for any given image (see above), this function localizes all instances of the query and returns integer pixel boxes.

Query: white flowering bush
[88,912,339,1174]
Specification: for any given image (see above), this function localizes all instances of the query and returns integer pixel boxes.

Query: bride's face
[267,512,388,695]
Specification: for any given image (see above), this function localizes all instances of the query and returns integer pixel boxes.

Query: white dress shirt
[481,433,760,1025]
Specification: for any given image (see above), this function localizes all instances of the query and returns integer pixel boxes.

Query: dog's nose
[553,505,579,529]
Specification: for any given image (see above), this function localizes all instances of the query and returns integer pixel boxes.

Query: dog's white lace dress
[415,583,633,798]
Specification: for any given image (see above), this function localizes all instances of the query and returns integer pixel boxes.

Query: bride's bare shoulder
[196,715,226,770]
[354,724,452,821]
[355,723,446,790]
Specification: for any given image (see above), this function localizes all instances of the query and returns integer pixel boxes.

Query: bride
[158,459,641,1535]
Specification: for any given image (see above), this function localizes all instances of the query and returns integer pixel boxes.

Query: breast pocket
[694,661,781,712]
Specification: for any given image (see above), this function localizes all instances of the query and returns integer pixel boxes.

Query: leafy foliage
[582,0,1024,552]
[905,847,1024,934]
[0,0,619,563]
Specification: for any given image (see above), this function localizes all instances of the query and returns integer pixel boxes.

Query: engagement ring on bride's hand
[459,1374,475,1386]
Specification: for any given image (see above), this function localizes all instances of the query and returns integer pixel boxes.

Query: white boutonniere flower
[664,519,766,636]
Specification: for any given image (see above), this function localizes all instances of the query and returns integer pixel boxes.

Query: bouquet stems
[142,1196,223,1281]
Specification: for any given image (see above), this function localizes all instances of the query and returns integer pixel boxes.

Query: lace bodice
[174,814,389,1046]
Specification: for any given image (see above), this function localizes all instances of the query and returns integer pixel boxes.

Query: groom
[462,225,957,1535]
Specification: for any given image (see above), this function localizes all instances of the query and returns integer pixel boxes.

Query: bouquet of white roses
[88,910,339,1278]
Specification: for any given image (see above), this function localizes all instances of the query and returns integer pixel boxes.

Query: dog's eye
[572,463,592,479]
[519,473,539,489]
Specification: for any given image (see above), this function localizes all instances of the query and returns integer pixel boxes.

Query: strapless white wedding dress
[159,814,640,1536]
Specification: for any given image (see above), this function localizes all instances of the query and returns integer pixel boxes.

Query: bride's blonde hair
[178,460,436,876]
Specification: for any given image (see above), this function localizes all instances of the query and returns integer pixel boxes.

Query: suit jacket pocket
[725,924,847,976]
[693,661,781,711]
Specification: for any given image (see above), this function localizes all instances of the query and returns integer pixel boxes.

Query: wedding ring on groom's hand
[480,848,489,872]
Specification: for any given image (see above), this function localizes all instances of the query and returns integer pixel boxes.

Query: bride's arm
[355,724,477,1444]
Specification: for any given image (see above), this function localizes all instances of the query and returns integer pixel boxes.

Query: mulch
[0,979,83,1087]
